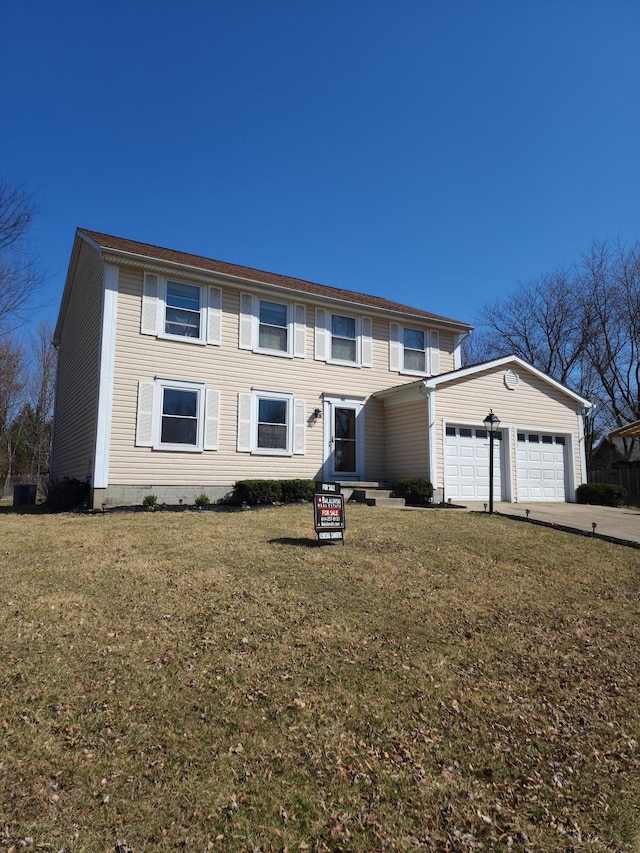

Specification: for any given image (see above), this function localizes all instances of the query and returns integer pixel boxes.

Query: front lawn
[1,505,639,851]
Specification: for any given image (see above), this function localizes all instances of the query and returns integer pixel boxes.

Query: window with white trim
[331,314,357,363]
[135,378,220,452]
[314,309,372,367]
[259,300,288,352]
[389,323,439,375]
[402,327,426,373]
[165,281,202,338]
[239,294,306,358]
[160,384,200,446]
[236,390,306,456]
[257,395,288,451]
[141,273,222,346]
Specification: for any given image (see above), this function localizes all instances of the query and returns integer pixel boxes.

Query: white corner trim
[504,427,515,503]
[425,389,437,489]
[94,264,118,489]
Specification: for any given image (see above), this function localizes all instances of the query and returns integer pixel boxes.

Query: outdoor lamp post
[483,409,500,514]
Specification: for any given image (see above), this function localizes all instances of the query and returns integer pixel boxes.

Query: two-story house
[51,229,591,508]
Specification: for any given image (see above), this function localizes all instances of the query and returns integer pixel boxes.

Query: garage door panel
[517,433,567,501]
[445,427,502,502]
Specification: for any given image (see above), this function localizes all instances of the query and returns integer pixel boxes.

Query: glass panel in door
[334,407,356,473]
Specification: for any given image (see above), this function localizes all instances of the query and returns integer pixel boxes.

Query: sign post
[313,481,345,545]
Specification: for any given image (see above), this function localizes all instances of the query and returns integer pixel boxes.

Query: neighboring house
[591,434,640,468]
[588,422,640,505]
[51,229,591,508]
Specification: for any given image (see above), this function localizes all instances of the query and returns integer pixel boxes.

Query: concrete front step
[350,488,406,508]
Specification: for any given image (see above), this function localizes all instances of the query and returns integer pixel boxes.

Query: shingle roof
[78,228,471,329]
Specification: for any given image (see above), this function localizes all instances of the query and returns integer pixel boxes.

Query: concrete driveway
[461,501,640,546]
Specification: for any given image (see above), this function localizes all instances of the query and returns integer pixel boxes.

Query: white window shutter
[361,317,372,367]
[430,330,440,375]
[237,392,252,452]
[293,399,305,454]
[315,308,327,361]
[135,381,155,446]
[204,389,220,450]
[389,322,400,371]
[207,286,222,345]
[294,303,306,358]
[239,293,253,349]
[141,274,159,335]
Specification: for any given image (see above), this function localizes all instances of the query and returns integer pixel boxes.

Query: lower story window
[257,397,288,450]
[155,379,205,451]
[161,386,199,446]
[254,391,292,454]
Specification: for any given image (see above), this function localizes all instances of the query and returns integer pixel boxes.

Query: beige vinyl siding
[384,399,429,482]
[51,241,104,480]
[364,396,386,481]
[433,366,584,496]
[108,268,442,487]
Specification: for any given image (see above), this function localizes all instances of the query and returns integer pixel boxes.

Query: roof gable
[423,355,591,408]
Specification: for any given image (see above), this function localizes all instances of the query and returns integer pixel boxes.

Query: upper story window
[165,281,202,338]
[258,300,288,353]
[314,308,372,368]
[389,322,439,376]
[141,273,222,346]
[239,294,306,358]
[403,328,426,373]
[331,314,357,363]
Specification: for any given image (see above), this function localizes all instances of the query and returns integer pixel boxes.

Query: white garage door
[444,426,503,502]
[516,432,567,501]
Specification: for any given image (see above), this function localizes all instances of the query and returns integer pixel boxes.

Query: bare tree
[476,269,586,386]
[0,177,44,335]
[25,321,56,487]
[0,338,26,494]
[468,240,640,463]
[577,242,640,450]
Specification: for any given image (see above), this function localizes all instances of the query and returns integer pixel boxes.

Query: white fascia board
[93,263,118,489]
[423,355,592,409]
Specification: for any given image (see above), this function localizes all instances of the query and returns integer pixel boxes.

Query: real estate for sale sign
[313,482,345,544]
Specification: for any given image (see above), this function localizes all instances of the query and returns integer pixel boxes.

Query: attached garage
[516,432,568,501]
[376,355,591,504]
[444,426,503,502]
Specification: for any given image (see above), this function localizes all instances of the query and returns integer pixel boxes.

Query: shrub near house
[576,482,627,507]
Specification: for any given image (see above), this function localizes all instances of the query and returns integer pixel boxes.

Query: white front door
[323,397,365,480]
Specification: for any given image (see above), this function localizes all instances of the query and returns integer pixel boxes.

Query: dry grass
[0,504,639,851]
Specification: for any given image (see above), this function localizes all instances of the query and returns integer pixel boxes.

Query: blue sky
[2,1,639,331]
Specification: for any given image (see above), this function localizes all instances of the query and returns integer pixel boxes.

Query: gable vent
[504,369,519,390]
